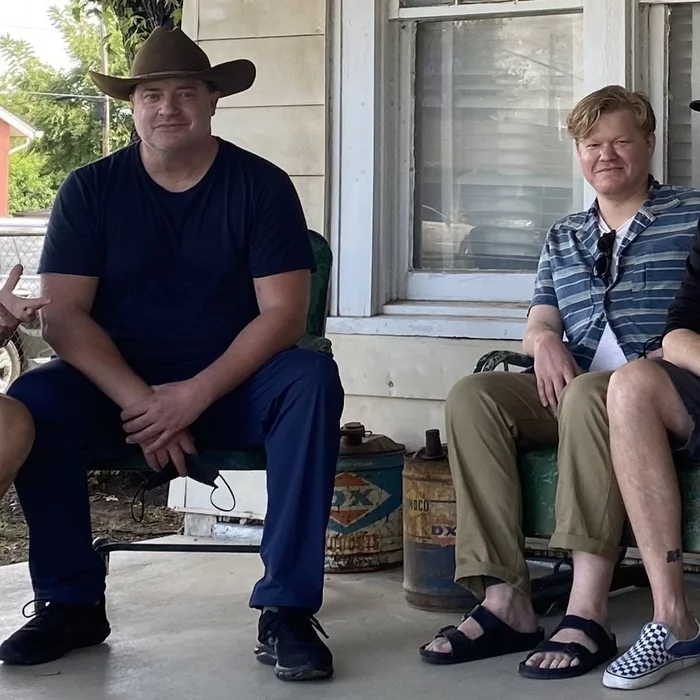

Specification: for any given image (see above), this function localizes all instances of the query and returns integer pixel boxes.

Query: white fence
[0,218,51,391]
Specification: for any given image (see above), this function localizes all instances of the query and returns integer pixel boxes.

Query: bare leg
[526,551,615,668]
[0,395,34,500]
[607,359,696,639]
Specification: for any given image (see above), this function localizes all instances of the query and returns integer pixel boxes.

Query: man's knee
[7,361,92,426]
[284,350,343,400]
[607,359,666,414]
[446,372,510,426]
[559,372,609,417]
[0,395,34,455]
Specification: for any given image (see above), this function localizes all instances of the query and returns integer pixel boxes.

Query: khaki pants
[446,371,623,599]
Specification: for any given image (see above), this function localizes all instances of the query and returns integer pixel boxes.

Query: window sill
[326,301,528,339]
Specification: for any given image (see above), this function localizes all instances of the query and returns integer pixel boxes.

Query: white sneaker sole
[603,655,700,690]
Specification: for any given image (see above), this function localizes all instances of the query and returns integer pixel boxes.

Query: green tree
[100,1,182,66]
[0,0,133,212]
[7,151,56,215]
[86,0,182,141]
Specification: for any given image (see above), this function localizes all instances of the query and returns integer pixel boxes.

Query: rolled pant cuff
[549,532,620,560]
[455,561,530,599]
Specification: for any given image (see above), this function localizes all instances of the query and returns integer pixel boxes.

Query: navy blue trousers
[8,348,344,613]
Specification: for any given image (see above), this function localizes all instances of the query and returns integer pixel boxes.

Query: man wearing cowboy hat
[0,27,344,682]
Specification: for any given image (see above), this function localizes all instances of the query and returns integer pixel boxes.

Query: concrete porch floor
[1,538,699,700]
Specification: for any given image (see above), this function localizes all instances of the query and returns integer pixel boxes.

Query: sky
[0,0,72,71]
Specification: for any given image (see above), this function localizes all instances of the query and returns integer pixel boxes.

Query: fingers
[155,449,170,470]
[19,297,50,312]
[123,412,157,435]
[561,365,576,386]
[168,445,188,477]
[544,379,558,411]
[127,425,166,446]
[144,450,160,471]
[536,377,549,407]
[179,432,197,455]
[142,440,170,471]
[0,303,18,337]
[552,373,566,407]
[142,429,176,452]
[1,265,22,294]
[121,400,151,421]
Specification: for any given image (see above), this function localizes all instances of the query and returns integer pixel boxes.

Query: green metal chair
[474,349,700,551]
[472,350,650,614]
[91,230,334,564]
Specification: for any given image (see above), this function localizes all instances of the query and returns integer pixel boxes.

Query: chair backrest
[307,230,332,338]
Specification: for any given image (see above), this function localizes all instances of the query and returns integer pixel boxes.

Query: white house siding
[332,335,522,450]
[182,0,327,234]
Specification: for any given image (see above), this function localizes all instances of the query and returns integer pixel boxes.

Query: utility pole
[99,3,111,156]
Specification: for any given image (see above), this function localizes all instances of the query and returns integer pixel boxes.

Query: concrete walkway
[0,538,698,700]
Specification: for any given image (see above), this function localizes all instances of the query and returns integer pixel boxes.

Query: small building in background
[0,106,42,217]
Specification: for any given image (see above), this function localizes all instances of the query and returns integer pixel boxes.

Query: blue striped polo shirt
[532,180,700,371]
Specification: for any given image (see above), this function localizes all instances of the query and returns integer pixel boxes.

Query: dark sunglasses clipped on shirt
[593,230,616,280]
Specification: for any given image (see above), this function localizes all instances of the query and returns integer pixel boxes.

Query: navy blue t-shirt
[40,138,314,376]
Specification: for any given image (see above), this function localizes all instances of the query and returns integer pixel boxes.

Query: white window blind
[401,0,541,6]
[668,3,700,189]
[412,13,583,272]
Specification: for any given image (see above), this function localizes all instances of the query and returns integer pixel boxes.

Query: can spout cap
[340,422,366,447]
[423,429,446,460]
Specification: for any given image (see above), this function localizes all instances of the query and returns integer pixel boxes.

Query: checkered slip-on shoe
[603,620,700,690]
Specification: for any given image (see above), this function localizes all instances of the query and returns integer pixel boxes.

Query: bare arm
[522,304,565,357]
[193,269,310,404]
[662,227,700,375]
[41,273,152,409]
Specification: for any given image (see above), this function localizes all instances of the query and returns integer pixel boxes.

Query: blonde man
[419,86,700,681]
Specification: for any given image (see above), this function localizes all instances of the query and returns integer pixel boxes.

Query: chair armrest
[297,334,333,357]
[474,350,533,373]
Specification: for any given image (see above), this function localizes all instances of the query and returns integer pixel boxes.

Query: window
[413,14,583,274]
[330,0,629,333]
[640,0,700,191]
[401,0,543,6]
[668,3,700,188]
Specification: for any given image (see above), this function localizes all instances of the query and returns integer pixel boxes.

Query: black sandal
[518,614,618,680]
[419,605,545,665]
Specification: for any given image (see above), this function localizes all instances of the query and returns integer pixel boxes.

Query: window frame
[328,0,636,336]
[637,0,700,187]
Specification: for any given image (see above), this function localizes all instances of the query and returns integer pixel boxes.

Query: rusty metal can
[325,422,405,573]
[403,430,478,611]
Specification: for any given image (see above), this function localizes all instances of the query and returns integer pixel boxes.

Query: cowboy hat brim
[89,59,256,101]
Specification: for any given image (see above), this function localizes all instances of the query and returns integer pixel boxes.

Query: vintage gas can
[325,422,405,573]
[403,429,478,611]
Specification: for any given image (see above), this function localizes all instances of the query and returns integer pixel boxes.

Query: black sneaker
[0,597,111,665]
[254,609,334,681]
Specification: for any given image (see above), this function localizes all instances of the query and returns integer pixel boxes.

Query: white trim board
[391,0,583,21]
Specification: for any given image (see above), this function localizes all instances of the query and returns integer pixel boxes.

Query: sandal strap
[524,640,591,662]
[551,615,614,652]
[469,605,515,635]
[436,626,473,658]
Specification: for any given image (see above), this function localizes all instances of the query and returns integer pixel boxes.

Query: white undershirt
[588,215,635,373]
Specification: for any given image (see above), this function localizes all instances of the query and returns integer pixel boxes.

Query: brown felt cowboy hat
[89,27,255,101]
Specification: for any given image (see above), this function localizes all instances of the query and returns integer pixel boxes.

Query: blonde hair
[566,85,656,143]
